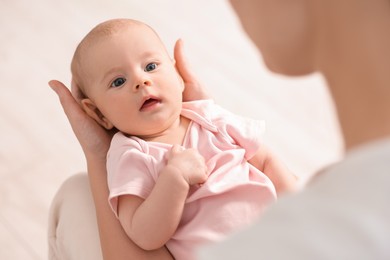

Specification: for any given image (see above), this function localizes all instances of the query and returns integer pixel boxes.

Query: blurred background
[0,0,342,259]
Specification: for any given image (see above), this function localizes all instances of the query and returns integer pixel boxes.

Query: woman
[199,0,390,258]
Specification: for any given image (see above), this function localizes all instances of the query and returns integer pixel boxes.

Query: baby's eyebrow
[140,50,163,59]
[101,66,122,84]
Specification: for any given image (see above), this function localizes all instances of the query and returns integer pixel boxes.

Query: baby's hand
[166,145,208,186]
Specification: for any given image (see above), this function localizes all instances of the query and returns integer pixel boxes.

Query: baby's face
[81,24,184,139]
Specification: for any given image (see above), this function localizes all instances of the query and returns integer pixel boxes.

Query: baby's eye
[145,63,157,72]
[111,77,126,88]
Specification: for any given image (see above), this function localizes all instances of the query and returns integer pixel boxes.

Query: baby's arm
[117,145,207,251]
[248,145,299,195]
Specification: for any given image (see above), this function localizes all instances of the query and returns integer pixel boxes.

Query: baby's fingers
[170,144,185,154]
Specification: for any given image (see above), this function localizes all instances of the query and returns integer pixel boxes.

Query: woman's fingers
[49,80,84,122]
[174,39,210,101]
[49,79,112,156]
[174,39,194,83]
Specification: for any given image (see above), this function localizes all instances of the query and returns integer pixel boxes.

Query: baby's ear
[81,99,114,130]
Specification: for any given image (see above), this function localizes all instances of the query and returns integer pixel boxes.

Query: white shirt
[198,138,390,260]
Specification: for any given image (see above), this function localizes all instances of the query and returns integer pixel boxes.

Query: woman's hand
[49,80,114,161]
[174,39,211,101]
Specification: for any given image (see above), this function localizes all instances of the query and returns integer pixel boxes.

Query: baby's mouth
[140,98,161,111]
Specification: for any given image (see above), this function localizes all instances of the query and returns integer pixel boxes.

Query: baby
[71,18,297,259]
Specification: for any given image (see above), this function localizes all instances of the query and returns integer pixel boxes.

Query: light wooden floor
[0,0,342,259]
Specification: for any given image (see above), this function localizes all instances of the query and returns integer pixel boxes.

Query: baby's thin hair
[70,18,153,98]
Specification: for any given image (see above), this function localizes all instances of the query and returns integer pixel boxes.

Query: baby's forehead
[74,19,153,66]
[72,19,165,79]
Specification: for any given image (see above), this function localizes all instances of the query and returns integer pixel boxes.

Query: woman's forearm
[86,157,173,260]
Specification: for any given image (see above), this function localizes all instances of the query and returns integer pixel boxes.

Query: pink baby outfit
[107,100,277,260]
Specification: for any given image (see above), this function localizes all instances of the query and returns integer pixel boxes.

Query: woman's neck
[316,0,390,151]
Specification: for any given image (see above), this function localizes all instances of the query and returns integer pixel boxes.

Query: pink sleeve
[106,135,155,218]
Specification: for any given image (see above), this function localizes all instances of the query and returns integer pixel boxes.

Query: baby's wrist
[162,164,190,188]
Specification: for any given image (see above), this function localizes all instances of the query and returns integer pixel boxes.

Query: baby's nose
[134,79,152,90]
